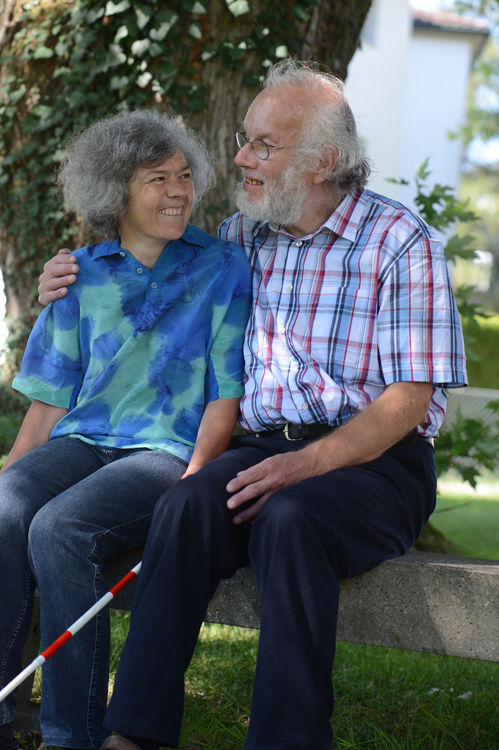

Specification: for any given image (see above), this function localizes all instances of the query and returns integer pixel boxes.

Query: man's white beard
[235,162,309,227]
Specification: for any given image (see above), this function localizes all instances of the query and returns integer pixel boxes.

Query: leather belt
[251,423,434,447]
[253,423,335,441]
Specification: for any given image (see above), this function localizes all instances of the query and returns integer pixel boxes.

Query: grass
[19,482,499,750]
[431,492,499,560]
[463,314,499,389]
[103,617,499,750]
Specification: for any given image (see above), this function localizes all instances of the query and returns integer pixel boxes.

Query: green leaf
[105,0,131,15]
[415,157,431,183]
[182,0,207,11]
[86,7,105,24]
[136,7,152,29]
[188,22,203,40]
[110,75,129,90]
[8,84,27,104]
[34,29,50,44]
[55,40,68,56]
[201,47,216,61]
[443,233,477,263]
[160,61,177,77]
[32,104,53,118]
[52,66,71,79]
[68,91,89,108]
[114,25,128,43]
[294,5,310,22]
[225,0,250,17]
[149,42,163,57]
[136,71,152,88]
[107,43,127,66]
[131,39,150,56]
[149,14,178,41]
[33,46,55,59]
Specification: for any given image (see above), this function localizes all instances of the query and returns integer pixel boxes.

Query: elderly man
[39,60,466,750]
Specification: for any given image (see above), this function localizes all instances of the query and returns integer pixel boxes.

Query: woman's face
[119,150,195,250]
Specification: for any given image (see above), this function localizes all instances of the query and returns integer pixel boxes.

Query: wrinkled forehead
[244,88,309,142]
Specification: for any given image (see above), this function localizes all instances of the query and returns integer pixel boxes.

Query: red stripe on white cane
[0,562,141,703]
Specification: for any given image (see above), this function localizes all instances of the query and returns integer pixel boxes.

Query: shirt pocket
[312,284,377,370]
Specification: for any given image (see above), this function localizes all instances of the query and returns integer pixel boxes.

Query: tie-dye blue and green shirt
[13,226,251,462]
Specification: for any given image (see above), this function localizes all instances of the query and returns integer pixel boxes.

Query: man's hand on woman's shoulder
[38,248,80,306]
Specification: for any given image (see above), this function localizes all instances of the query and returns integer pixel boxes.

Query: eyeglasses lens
[253,140,269,159]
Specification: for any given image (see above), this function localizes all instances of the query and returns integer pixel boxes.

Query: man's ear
[312,146,338,185]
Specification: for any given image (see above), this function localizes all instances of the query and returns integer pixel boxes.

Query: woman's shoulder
[72,239,116,264]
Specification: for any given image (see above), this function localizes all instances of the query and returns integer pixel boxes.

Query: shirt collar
[89,224,209,261]
[252,189,365,245]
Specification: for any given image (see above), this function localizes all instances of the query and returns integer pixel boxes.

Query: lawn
[431,489,499,561]
[464,314,499,389]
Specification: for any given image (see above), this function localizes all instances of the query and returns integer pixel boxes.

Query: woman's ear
[312,145,338,185]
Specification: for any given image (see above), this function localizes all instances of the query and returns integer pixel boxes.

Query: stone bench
[15,548,499,731]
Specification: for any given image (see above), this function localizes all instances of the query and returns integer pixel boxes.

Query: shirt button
[136,268,143,274]
[300,403,307,410]
[295,241,303,247]
[151,282,158,289]
[286,284,293,291]
[119,251,125,257]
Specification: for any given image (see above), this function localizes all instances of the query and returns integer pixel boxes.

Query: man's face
[234,89,313,227]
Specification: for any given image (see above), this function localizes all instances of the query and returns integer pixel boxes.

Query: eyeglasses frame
[235,132,295,161]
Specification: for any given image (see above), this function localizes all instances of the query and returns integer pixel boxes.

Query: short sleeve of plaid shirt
[219,190,467,436]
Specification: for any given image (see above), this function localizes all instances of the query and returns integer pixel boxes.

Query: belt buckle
[283,423,300,441]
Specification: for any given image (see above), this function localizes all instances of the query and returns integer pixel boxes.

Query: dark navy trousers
[105,436,437,750]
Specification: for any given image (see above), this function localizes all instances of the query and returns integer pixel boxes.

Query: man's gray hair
[262,59,371,196]
[57,109,216,239]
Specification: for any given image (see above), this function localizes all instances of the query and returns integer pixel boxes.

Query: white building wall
[345,0,479,207]
[345,0,412,198]
[395,31,473,207]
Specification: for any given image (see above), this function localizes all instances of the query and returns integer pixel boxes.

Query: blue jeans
[0,437,187,749]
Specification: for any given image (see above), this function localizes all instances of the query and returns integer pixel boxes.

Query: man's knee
[151,470,230,534]
[251,489,321,549]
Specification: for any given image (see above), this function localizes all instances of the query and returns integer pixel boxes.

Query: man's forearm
[226,381,433,524]
[299,381,433,475]
[1,399,69,474]
[183,397,241,477]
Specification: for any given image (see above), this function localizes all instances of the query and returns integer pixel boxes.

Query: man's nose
[234,142,258,169]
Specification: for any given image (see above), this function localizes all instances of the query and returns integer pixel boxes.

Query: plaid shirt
[219,189,467,436]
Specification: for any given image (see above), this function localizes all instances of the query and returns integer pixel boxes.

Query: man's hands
[226,381,433,525]
[227,450,317,524]
[38,249,80,306]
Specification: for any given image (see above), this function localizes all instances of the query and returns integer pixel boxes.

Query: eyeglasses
[235,132,294,160]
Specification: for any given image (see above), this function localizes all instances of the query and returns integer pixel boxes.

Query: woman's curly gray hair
[262,59,371,196]
[57,110,216,239]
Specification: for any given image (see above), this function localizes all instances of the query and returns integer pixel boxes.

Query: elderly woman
[0,111,250,750]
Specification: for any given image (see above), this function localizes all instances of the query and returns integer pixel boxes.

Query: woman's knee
[27,503,86,577]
